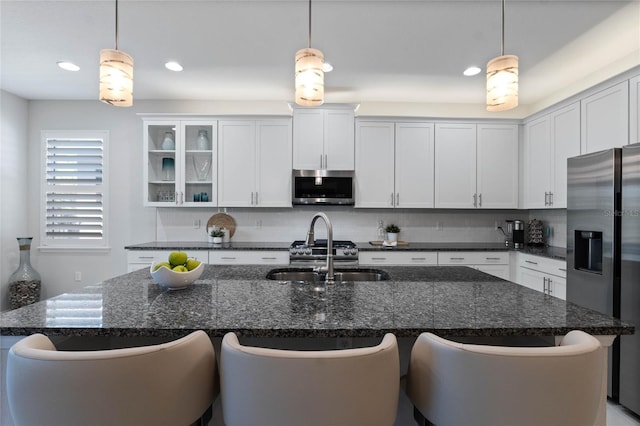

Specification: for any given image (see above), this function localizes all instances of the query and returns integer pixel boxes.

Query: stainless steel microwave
[292,169,355,205]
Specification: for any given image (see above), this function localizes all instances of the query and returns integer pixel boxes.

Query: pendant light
[100,0,134,107]
[486,0,518,112]
[295,0,324,106]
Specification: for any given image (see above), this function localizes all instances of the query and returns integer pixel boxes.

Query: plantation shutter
[45,137,104,241]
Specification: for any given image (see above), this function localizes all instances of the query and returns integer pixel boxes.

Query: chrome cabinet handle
[221,256,236,260]
[548,278,553,294]
[411,257,427,261]
[324,154,328,169]
[261,257,277,260]
[473,193,477,207]
[559,268,566,272]
[371,257,387,261]
[320,155,323,169]
[450,257,465,261]
[525,260,538,265]
[543,277,548,293]
[478,193,482,207]
[485,257,501,261]
[390,193,394,206]
[396,193,400,205]
[181,192,184,204]
[255,191,258,205]
[549,192,554,206]
[250,192,254,205]
[175,192,179,205]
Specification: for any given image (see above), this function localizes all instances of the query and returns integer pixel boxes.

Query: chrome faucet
[305,212,334,283]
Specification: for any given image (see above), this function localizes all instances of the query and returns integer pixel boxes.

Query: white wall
[1,91,29,311]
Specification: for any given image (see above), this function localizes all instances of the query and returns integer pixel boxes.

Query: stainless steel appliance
[292,169,355,205]
[567,146,640,415]
[513,220,525,249]
[289,239,358,266]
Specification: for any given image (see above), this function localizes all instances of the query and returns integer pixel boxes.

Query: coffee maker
[503,220,525,249]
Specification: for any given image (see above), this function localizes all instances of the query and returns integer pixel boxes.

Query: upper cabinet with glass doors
[142,118,217,207]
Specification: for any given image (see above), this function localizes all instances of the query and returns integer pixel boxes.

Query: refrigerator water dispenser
[574,230,603,274]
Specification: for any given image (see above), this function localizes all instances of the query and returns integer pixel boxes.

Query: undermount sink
[266,268,390,282]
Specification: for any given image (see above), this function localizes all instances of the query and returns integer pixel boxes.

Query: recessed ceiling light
[463,66,482,76]
[57,61,80,71]
[165,61,183,72]
[323,62,333,72]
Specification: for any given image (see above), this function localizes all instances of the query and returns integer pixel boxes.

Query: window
[40,131,109,249]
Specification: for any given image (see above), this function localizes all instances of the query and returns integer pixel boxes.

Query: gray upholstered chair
[220,332,400,426]
[7,330,217,426]
[406,330,604,426]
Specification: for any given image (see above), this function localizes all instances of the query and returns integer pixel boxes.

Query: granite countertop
[126,241,566,260]
[1,265,630,339]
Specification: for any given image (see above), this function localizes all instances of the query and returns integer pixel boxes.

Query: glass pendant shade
[99,48,134,107]
[486,54,518,112]
[295,47,324,107]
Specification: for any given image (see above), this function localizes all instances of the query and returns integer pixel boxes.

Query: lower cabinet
[517,253,567,300]
[209,250,288,265]
[438,251,510,280]
[359,250,509,280]
[126,250,209,272]
[359,252,438,266]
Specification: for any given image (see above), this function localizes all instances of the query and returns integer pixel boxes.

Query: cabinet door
[549,275,566,300]
[324,109,355,170]
[143,120,181,206]
[355,122,395,207]
[476,124,518,209]
[475,265,510,280]
[218,121,256,207]
[630,75,640,145]
[581,81,629,153]
[523,116,552,209]
[435,123,477,208]
[182,121,217,206]
[550,102,580,208]
[395,122,435,208]
[256,120,292,207]
[292,109,324,169]
[519,267,545,293]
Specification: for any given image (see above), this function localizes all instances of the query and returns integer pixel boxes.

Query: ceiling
[1,0,639,113]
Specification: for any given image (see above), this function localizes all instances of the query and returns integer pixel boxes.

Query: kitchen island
[0,265,632,339]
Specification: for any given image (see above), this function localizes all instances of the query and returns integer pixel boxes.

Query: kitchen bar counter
[1,265,630,339]
[125,241,566,260]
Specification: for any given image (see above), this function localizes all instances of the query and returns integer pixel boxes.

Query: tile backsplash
[154,206,531,245]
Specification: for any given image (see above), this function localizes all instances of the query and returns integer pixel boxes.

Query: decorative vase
[192,155,211,181]
[162,157,175,181]
[196,130,210,150]
[8,237,42,310]
[213,237,223,244]
[162,132,175,150]
[387,232,398,242]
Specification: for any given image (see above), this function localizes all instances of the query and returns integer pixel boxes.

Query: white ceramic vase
[387,232,398,242]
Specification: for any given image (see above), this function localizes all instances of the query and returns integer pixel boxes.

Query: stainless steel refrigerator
[567,145,640,415]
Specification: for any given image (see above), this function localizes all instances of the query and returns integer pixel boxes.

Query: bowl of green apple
[150,251,204,290]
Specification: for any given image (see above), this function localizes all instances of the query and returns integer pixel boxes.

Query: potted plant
[385,224,400,242]
[209,229,225,244]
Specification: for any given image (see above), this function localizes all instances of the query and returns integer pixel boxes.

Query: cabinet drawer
[127,250,174,264]
[518,253,566,278]
[438,251,509,265]
[359,251,438,265]
[209,250,288,265]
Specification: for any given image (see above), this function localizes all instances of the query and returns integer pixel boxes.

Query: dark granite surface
[1,265,630,339]
[125,241,291,251]
[126,241,567,260]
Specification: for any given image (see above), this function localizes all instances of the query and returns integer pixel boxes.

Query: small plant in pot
[385,224,400,242]
[209,229,225,244]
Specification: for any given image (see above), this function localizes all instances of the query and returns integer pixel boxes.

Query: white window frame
[40,130,109,251]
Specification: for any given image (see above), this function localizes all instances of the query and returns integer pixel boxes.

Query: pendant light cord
[115,0,119,50]
[501,0,505,56]
[308,0,312,48]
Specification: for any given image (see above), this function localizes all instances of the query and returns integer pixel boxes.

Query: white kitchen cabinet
[581,80,629,153]
[218,119,292,207]
[437,251,510,280]
[209,250,288,265]
[355,121,434,208]
[143,119,217,207]
[435,123,518,209]
[293,107,355,170]
[476,124,519,209]
[517,253,567,300]
[126,250,209,272]
[523,102,580,209]
[630,75,640,145]
[359,251,438,266]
